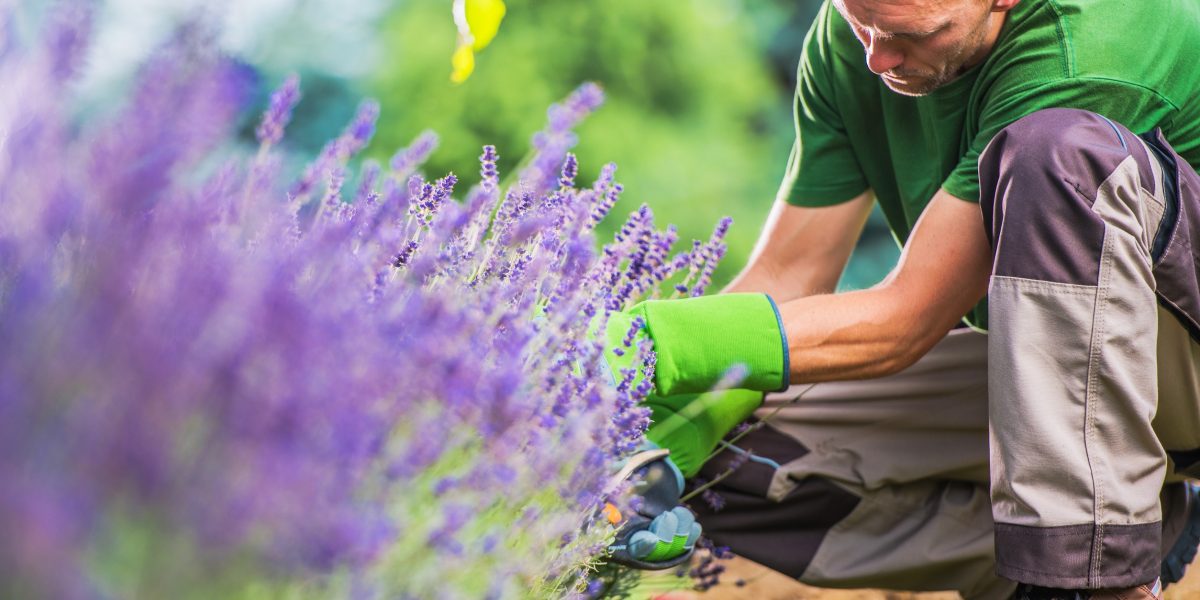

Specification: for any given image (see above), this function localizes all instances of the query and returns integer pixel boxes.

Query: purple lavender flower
[725,447,753,473]
[621,316,645,348]
[44,1,94,82]
[731,420,754,437]
[429,173,457,211]
[690,538,732,591]
[340,100,380,157]
[427,504,471,555]
[480,144,499,191]
[256,74,301,146]
[701,487,727,512]
[291,100,381,200]
[559,153,579,189]
[0,13,732,599]
[389,130,439,175]
[692,217,733,297]
[520,83,606,194]
[355,160,382,205]
[585,578,605,597]
[591,162,616,193]
[393,240,420,267]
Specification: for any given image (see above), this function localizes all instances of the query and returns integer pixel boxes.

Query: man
[612,0,1200,597]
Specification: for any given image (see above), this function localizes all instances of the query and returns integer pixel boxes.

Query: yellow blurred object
[451,0,507,83]
[465,0,506,50]
[450,43,475,83]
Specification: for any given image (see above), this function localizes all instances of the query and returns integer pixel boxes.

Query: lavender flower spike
[549,82,605,133]
[559,153,578,189]
[480,145,499,191]
[255,74,301,146]
[338,99,381,159]
[44,1,95,83]
[390,130,439,175]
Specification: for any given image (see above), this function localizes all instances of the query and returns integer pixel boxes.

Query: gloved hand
[603,293,789,477]
[644,388,764,478]
[605,445,701,569]
[604,293,790,398]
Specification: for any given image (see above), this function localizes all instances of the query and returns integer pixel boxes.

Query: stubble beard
[881,68,959,97]
[880,16,991,97]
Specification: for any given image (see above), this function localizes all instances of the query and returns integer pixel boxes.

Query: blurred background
[41,0,898,290]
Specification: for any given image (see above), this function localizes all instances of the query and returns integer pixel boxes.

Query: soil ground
[640,555,1200,599]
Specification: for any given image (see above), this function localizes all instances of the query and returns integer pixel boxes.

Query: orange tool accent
[603,502,623,525]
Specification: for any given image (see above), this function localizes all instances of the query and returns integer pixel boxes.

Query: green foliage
[370,0,796,287]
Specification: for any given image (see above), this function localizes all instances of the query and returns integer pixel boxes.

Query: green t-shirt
[782,0,1200,245]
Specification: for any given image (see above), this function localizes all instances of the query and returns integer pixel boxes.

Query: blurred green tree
[370,0,798,287]
[370,0,897,290]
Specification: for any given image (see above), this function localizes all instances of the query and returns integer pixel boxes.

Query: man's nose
[865,35,904,75]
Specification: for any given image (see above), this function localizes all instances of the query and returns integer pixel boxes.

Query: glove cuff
[630,293,789,397]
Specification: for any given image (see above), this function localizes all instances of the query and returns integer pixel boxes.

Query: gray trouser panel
[979,108,1200,587]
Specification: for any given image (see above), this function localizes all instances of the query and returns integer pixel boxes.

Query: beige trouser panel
[763,328,991,492]
[986,156,1167,586]
[753,329,1012,600]
[989,152,1165,533]
[1156,304,1200,467]
[803,479,1010,600]
[977,109,1200,587]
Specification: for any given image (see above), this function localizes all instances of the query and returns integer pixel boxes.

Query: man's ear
[991,0,1021,12]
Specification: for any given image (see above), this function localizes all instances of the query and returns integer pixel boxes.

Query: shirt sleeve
[942,76,1178,202]
[779,2,870,207]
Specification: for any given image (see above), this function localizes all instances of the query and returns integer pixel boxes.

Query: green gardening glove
[603,293,790,477]
[644,388,764,478]
[603,293,790,397]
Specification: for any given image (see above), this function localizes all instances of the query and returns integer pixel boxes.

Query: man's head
[833,0,1021,96]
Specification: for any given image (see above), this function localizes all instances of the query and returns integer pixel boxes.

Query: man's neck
[964,10,1011,70]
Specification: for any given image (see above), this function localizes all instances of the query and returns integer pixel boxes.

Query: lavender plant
[0,6,732,599]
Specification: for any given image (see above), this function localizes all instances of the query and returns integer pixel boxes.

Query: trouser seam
[996,559,1149,580]
[990,275,1097,294]
[1085,227,1115,585]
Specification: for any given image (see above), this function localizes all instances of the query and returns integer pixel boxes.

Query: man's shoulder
[991,0,1200,99]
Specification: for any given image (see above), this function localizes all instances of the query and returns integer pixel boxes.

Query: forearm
[639,281,963,391]
[633,271,982,392]
[778,282,964,383]
[778,190,992,383]
[723,254,838,300]
[723,193,873,301]
[657,190,988,389]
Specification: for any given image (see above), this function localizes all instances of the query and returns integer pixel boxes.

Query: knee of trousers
[978,108,1159,286]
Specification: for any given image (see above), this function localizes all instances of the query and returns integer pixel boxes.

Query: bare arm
[724,191,875,301]
[779,188,991,383]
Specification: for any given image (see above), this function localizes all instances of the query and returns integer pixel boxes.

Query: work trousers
[690,109,1200,596]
